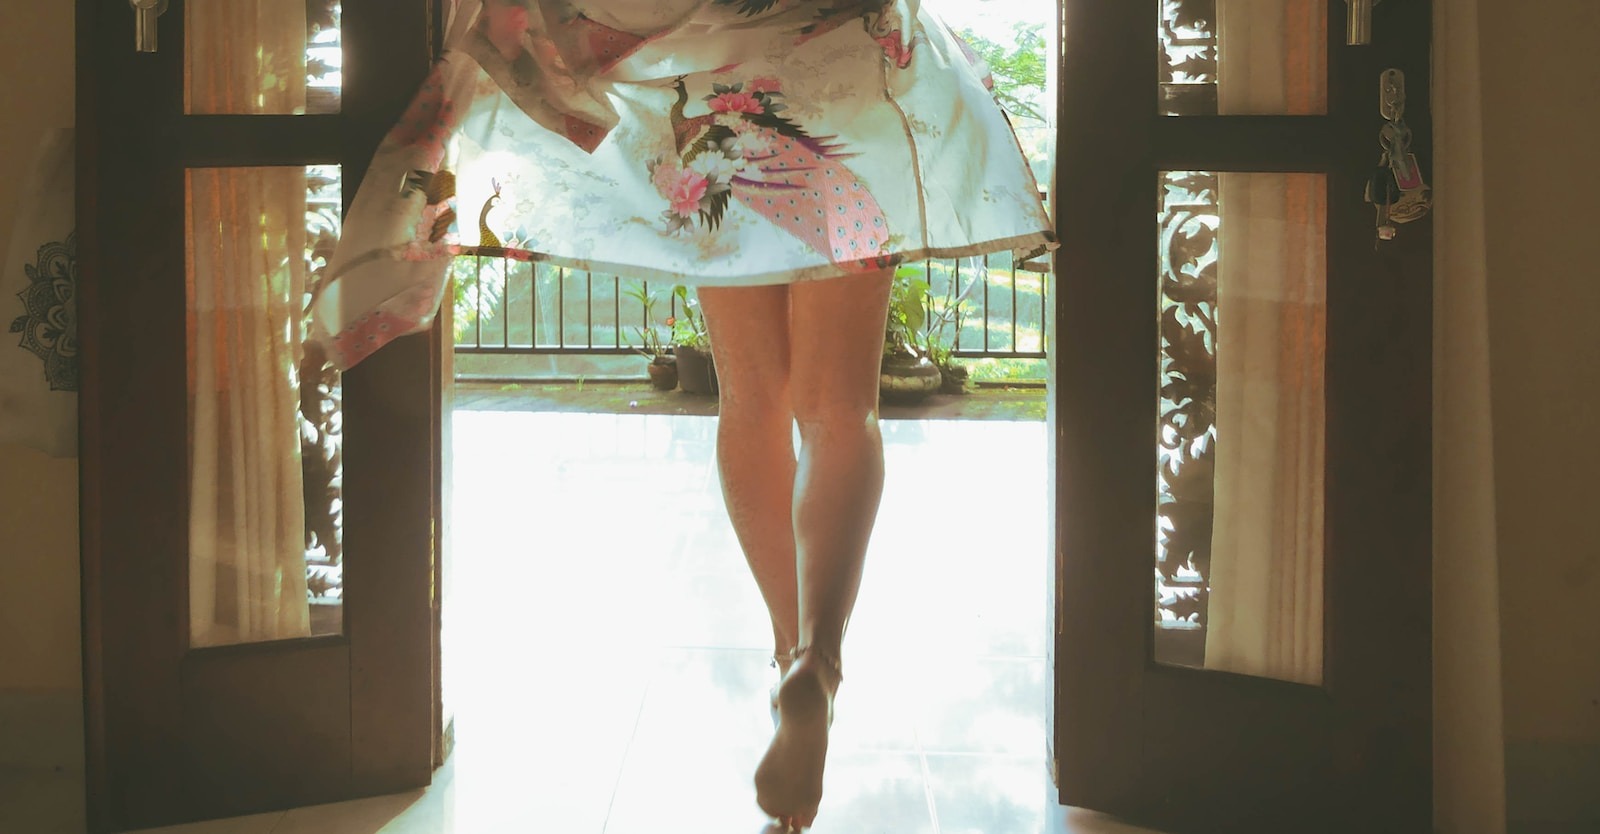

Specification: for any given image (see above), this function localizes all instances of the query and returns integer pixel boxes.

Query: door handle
[130,0,170,53]
[1344,0,1382,46]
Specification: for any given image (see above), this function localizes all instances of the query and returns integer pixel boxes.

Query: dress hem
[448,229,1057,287]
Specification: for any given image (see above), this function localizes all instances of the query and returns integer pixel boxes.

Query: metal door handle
[130,0,169,53]
[1344,0,1383,46]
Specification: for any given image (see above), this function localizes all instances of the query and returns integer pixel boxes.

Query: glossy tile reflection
[447,412,1056,833]
[107,411,1171,834]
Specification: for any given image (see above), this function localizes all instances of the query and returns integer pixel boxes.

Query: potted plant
[881,268,942,402]
[882,264,978,401]
[669,285,718,395]
[624,284,678,390]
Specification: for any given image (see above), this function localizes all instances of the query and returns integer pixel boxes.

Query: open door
[1051,0,1433,831]
[77,0,445,829]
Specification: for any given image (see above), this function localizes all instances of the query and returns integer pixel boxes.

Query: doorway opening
[443,409,1050,830]
[436,3,1061,829]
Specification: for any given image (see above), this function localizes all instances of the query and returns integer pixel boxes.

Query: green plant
[622,283,672,361]
[926,272,974,373]
[885,267,931,360]
[959,23,1049,124]
[886,264,975,370]
[667,285,711,351]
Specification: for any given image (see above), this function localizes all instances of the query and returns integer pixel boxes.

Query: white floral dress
[312,0,1054,369]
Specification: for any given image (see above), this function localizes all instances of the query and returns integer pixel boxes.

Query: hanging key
[1375,175,1399,243]
[1380,103,1432,225]
[130,0,169,53]
[1365,154,1400,244]
[1365,159,1393,205]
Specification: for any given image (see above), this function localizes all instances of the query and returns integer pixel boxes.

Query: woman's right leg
[754,267,894,829]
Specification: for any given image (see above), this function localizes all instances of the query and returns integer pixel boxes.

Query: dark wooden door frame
[77,1,445,830]
[1051,0,1433,831]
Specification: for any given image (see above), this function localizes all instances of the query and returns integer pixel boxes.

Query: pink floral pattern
[875,32,913,69]
[708,90,765,114]
[659,164,710,216]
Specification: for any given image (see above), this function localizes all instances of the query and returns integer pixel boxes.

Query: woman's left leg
[697,284,801,663]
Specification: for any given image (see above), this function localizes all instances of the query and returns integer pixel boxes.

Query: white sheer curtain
[1433,0,1507,829]
[1204,174,1326,686]
[1215,0,1326,116]
[186,1,313,647]
[186,0,310,115]
[1203,0,1326,685]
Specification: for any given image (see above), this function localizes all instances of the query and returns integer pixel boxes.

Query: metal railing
[451,251,1049,361]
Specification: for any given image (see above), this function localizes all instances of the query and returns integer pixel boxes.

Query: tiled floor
[12,410,1166,834]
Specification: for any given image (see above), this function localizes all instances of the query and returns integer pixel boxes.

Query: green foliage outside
[958,22,1049,124]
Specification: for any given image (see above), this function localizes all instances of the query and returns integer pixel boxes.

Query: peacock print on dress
[652,77,890,270]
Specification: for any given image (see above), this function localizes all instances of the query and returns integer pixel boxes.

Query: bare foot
[754,651,840,828]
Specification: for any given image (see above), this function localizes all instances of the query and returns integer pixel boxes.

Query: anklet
[786,645,843,680]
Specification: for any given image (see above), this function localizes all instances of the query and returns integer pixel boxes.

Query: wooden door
[1051,0,1433,831]
[77,1,445,830]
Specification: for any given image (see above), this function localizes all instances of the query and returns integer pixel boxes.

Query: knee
[719,383,794,426]
[792,396,880,440]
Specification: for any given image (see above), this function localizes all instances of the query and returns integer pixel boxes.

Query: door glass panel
[187,165,344,648]
[186,0,342,115]
[1159,0,1327,115]
[1153,171,1325,686]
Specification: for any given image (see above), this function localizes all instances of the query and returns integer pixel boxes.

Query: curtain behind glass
[1205,172,1326,686]
[1216,0,1326,115]
[187,0,309,114]
[1203,0,1327,684]
[186,0,313,647]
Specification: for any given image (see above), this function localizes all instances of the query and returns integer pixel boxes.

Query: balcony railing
[451,251,1048,363]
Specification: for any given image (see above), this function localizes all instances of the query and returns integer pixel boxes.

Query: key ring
[1380,122,1411,157]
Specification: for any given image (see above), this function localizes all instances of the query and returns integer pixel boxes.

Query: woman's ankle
[787,644,843,690]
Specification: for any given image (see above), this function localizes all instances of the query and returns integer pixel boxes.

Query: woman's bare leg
[755,267,894,827]
[698,284,800,662]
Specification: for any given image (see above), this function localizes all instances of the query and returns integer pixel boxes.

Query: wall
[1480,0,1600,829]
[0,0,82,773]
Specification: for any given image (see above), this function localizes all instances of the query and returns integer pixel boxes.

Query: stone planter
[880,354,941,403]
